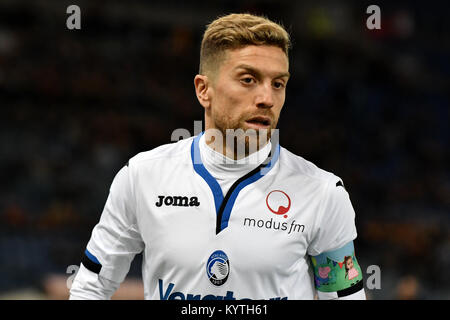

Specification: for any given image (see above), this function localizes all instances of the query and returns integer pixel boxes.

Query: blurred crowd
[0,0,448,299]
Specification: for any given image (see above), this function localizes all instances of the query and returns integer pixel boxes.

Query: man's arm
[69,163,144,300]
[307,177,366,300]
[69,263,121,300]
[310,241,366,300]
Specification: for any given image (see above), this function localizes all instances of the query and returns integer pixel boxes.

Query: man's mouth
[245,116,272,128]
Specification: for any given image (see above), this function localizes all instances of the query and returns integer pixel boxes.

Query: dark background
[0,0,448,299]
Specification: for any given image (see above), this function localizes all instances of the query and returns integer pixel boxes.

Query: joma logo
[155,195,200,207]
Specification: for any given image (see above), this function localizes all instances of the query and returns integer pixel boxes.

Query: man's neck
[203,131,270,161]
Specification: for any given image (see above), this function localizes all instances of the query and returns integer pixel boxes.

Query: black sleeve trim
[337,279,364,297]
[81,252,102,274]
[336,180,345,189]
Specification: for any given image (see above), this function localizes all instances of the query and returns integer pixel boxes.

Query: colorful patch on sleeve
[310,241,363,292]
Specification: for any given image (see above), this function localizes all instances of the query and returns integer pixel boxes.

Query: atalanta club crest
[266,190,291,218]
[206,250,230,286]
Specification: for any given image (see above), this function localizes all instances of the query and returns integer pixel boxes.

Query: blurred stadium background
[0,0,448,299]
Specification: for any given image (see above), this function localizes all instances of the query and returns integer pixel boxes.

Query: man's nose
[255,82,274,108]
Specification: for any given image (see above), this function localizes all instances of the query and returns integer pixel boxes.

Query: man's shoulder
[127,136,194,169]
[279,146,343,186]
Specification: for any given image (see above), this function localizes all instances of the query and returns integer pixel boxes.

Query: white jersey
[70,133,358,300]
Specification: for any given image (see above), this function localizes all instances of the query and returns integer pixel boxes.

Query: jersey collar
[191,132,280,234]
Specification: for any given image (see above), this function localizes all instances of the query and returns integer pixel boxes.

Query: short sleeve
[85,164,145,283]
[307,177,358,256]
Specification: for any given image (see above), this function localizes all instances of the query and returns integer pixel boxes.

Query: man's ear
[194,74,212,109]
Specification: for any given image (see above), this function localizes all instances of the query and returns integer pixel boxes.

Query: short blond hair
[199,13,291,76]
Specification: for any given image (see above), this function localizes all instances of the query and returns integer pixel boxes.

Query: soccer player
[69,13,366,300]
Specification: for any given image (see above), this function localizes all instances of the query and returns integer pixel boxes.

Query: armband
[310,241,363,298]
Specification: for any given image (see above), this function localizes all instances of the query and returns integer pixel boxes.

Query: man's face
[204,45,289,147]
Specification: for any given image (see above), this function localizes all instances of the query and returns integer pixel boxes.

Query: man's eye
[240,77,254,84]
[273,81,285,89]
